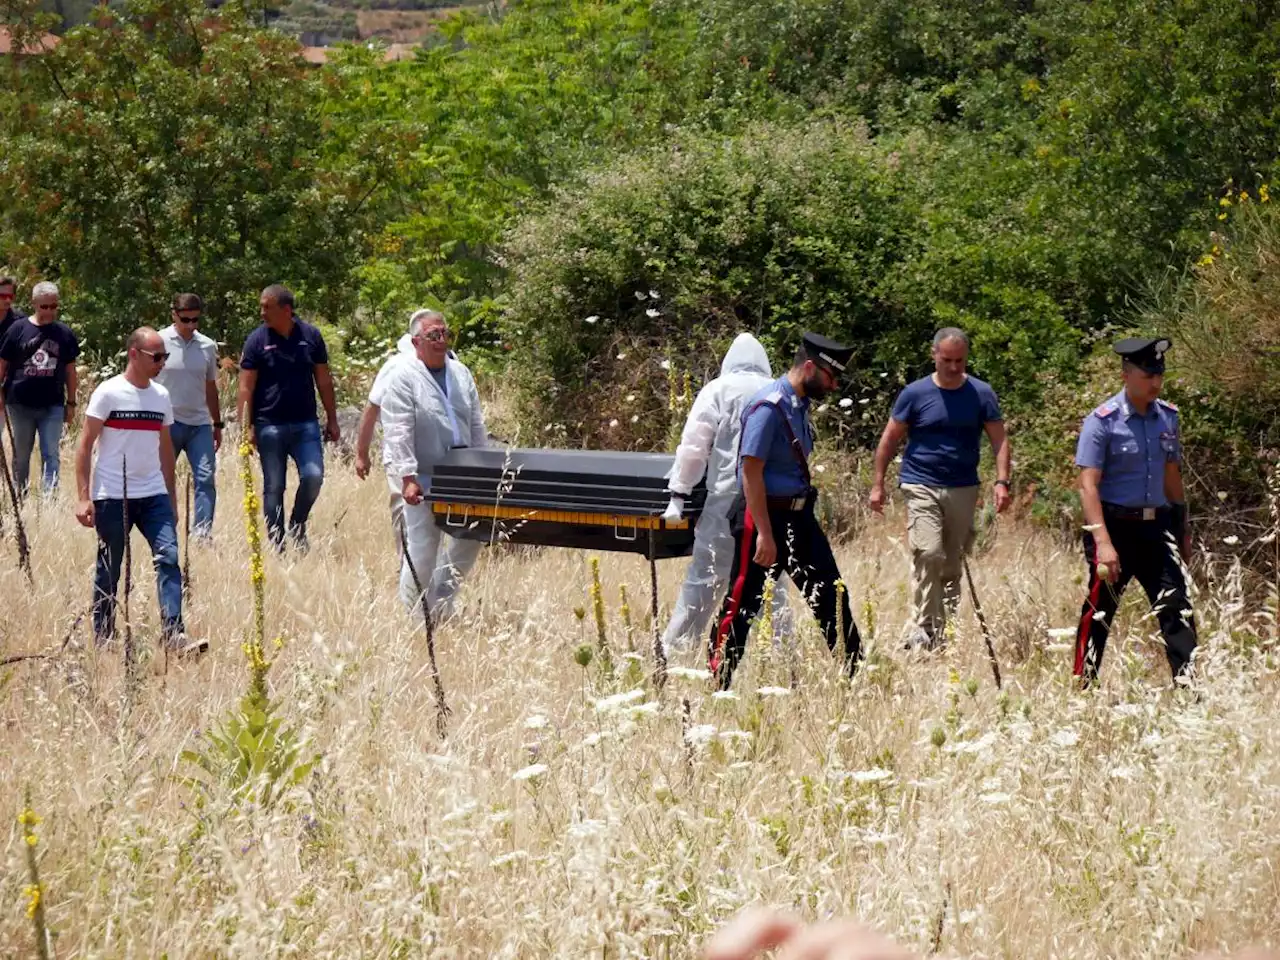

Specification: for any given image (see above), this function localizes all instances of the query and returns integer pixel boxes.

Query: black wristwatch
[213,421,225,429]
[995,479,1011,489]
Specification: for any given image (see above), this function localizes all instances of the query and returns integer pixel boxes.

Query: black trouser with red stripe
[708,494,860,688]
[1075,508,1196,684]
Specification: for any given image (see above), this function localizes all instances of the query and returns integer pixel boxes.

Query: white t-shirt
[86,374,174,500]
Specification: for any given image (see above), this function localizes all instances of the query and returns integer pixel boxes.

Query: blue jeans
[7,403,64,494]
[169,421,216,536]
[256,420,324,549]
[92,495,184,645]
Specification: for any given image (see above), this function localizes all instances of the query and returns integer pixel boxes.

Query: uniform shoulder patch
[761,390,784,407]
[1156,398,1179,412]
[1092,401,1118,418]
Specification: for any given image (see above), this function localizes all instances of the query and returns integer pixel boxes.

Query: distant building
[0,27,60,56]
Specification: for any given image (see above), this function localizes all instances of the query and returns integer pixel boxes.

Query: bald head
[126,326,167,383]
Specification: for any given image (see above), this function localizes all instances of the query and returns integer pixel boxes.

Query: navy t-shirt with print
[0,319,80,408]
[891,375,1003,488]
[240,320,329,425]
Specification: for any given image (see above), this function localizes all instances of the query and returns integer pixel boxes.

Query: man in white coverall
[661,333,791,653]
[381,310,487,615]
[355,324,417,551]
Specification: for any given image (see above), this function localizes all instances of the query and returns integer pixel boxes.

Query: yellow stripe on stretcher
[431,501,690,530]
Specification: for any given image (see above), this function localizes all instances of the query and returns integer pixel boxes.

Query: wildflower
[850,768,894,783]
[584,315,599,324]
[838,398,854,408]
[630,414,639,423]
[646,308,660,318]
[685,724,717,747]
[648,290,660,299]
[668,666,711,680]
[616,353,627,360]
[1046,627,1076,639]
[1217,491,1229,501]
[608,419,619,428]
[512,763,548,782]
[635,291,647,300]
[625,394,636,402]
[659,359,671,371]
[757,686,791,697]
[524,715,549,729]
[712,690,739,701]
[1050,729,1079,748]
[594,689,646,712]
[858,397,870,405]
[1260,183,1271,203]
[980,792,1011,805]
[1224,535,1240,545]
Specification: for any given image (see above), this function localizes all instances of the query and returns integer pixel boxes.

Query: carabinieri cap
[1113,336,1171,375]
[803,332,853,375]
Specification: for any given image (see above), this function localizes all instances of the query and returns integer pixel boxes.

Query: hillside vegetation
[2,0,1280,534]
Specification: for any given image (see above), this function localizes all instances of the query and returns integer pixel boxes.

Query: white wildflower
[659,359,671,370]
[858,397,870,405]
[1217,491,1228,501]
[646,308,661,318]
[815,464,827,473]
[712,690,740,701]
[627,701,661,717]
[616,353,627,360]
[668,666,712,680]
[512,763,548,782]
[980,792,1011,805]
[649,289,660,299]
[594,689,646,713]
[838,398,854,408]
[584,315,599,324]
[1223,535,1240,545]
[625,393,636,402]
[635,291,647,300]
[490,851,529,868]
[685,724,717,747]
[1046,627,1076,639]
[630,414,639,423]
[757,686,791,697]
[608,419,619,428]
[524,715,549,730]
[851,768,894,783]
[1050,729,1080,748]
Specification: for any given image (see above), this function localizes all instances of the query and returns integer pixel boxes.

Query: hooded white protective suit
[381,352,487,616]
[662,333,791,653]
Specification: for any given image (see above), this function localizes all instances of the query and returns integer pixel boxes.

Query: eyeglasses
[418,329,450,343]
[138,349,169,363]
[35,303,58,311]
[175,313,201,324]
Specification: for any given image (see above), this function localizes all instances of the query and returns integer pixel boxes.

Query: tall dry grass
[2,450,1280,958]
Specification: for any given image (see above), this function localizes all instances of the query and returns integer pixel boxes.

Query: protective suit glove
[661,495,685,522]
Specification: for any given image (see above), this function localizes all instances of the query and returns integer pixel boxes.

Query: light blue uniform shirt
[737,376,813,498]
[1075,389,1181,508]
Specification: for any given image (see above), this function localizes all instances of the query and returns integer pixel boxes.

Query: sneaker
[173,634,209,658]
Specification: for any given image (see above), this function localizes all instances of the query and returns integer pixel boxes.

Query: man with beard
[707,332,861,689]
[1073,336,1196,686]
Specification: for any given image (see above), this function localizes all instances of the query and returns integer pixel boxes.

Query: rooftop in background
[0,27,60,55]
[299,42,418,65]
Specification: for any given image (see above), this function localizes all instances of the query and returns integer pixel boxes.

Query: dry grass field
[3,448,1280,958]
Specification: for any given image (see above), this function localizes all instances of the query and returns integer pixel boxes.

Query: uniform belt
[766,492,813,512]
[1102,503,1170,522]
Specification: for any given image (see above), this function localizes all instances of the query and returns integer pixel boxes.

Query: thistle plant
[19,788,50,960]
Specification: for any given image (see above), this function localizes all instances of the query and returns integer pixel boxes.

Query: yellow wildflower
[23,883,40,919]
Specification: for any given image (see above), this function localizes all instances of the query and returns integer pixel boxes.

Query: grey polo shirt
[156,324,219,426]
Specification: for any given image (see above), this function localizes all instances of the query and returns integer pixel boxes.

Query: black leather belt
[766,492,813,512]
[1103,503,1170,521]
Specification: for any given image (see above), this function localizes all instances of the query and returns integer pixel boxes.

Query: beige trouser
[902,483,980,639]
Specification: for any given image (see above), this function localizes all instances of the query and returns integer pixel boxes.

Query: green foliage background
[2,0,1280,532]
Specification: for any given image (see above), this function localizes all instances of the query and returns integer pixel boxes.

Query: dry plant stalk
[239,440,270,700]
[0,423,32,582]
[398,523,450,739]
[589,556,608,655]
[962,558,1003,690]
[182,472,192,603]
[648,533,667,692]
[121,454,138,699]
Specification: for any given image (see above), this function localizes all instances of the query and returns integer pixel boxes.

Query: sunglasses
[35,303,59,310]
[175,314,201,324]
[138,349,169,363]
[0,292,14,300]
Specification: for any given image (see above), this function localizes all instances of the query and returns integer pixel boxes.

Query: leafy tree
[0,0,418,354]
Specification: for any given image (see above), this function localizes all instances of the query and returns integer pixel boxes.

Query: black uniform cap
[802,332,853,375]
[1113,336,1171,375]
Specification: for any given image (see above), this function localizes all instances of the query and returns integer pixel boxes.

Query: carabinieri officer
[1073,336,1196,685]
[708,332,862,688]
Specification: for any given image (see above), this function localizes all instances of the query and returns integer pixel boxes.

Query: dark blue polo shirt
[240,319,329,425]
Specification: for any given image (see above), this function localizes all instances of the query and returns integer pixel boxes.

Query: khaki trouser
[902,483,980,640]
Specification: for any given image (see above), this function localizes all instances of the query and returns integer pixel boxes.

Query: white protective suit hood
[668,333,775,500]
